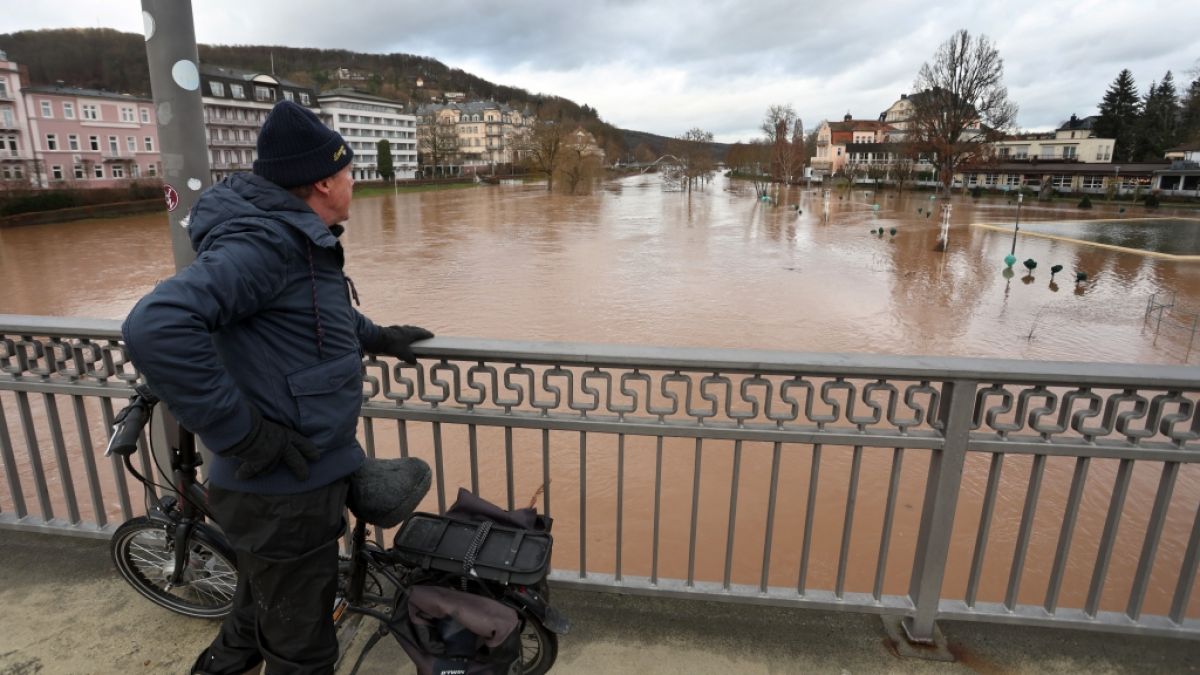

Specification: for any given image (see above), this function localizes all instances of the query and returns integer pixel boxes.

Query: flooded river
[3,174,1199,362]
[1,173,1198,617]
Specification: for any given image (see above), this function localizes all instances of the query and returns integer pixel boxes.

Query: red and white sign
[163,184,180,212]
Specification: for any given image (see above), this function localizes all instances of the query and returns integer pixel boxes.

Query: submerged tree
[664,127,716,193]
[761,104,805,183]
[908,29,1017,192]
[520,120,569,192]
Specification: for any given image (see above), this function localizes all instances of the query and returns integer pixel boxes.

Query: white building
[199,65,321,184]
[319,89,418,181]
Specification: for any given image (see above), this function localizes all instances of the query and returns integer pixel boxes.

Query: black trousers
[191,478,349,675]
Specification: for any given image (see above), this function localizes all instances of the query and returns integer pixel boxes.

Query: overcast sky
[5,1,1199,142]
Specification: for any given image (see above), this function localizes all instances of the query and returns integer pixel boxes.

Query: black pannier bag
[392,489,553,586]
[391,584,522,675]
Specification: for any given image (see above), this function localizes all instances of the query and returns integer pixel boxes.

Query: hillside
[0,28,727,161]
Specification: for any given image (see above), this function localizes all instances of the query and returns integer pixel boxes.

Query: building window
[45,133,58,151]
[63,102,75,119]
[210,81,224,97]
[140,108,150,123]
[1062,146,1077,159]
[121,107,135,122]
[94,164,104,178]
[112,165,125,179]
[89,135,99,151]
[127,136,137,152]
[254,86,273,102]
[108,135,119,155]
[300,92,310,105]
[68,134,79,151]
[82,104,98,120]
[284,90,294,102]
[131,164,140,178]
[984,174,998,186]
[0,78,7,98]
[40,100,52,118]
[1005,174,1020,187]
[144,136,154,151]
[147,163,157,177]
[51,165,63,180]
[74,164,85,179]
[230,84,244,99]
[1051,175,1072,189]
[1082,176,1104,190]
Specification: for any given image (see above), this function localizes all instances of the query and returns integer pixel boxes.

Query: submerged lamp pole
[1005,192,1023,267]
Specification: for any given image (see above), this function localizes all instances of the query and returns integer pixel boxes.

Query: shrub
[1078,195,1092,209]
[1143,192,1160,208]
[0,191,78,216]
[970,185,982,198]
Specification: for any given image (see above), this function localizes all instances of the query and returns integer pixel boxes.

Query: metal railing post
[902,379,976,644]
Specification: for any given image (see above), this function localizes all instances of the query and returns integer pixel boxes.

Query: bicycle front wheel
[110,516,237,619]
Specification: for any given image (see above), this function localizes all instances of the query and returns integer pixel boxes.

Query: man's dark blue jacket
[122,174,380,494]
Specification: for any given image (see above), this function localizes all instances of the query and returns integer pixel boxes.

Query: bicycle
[105,385,567,674]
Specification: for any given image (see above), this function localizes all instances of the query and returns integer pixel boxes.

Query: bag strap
[462,520,492,577]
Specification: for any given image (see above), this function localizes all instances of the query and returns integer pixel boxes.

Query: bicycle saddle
[348,457,432,528]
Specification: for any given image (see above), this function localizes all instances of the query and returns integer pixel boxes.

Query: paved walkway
[1,530,1196,674]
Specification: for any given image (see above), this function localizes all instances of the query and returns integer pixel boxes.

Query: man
[122,99,433,674]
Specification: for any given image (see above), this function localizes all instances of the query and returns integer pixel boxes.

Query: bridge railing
[2,314,1198,642]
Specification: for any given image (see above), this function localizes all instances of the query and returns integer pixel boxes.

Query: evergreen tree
[376,139,394,181]
[1180,75,1200,144]
[1135,71,1180,160]
[1094,69,1141,162]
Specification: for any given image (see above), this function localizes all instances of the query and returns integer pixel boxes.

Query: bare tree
[726,140,773,197]
[908,29,1017,192]
[665,127,716,193]
[520,120,568,192]
[761,104,805,183]
[418,113,460,177]
[555,128,605,195]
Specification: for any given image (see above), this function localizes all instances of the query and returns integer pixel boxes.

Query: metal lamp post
[1005,192,1023,267]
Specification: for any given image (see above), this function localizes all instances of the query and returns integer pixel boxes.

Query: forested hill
[0,28,636,154]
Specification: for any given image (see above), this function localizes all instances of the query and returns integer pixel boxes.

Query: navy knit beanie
[253,100,354,188]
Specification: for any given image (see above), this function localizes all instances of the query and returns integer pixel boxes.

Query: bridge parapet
[1,314,1198,644]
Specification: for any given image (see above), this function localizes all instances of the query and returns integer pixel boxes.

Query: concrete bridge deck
[1,530,1196,675]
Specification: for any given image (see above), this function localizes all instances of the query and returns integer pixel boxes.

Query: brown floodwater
[1,174,1198,619]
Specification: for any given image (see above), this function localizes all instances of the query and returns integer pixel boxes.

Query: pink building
[23,84,161,188]
[0,50,35,184]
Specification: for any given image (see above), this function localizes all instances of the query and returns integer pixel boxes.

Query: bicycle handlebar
[105,386,159,458]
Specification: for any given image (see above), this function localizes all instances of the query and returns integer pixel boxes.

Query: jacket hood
[187,173,339,253]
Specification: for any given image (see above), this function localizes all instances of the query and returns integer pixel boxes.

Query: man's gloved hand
[225,409,320,481]
[363,325,435,364]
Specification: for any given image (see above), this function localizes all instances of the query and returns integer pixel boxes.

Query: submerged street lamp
[1005,192,1023,268]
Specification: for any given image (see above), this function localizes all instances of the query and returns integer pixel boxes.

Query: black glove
[363,324,435,364]
[224,409,320,481]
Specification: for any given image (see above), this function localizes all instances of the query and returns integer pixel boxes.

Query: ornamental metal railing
[1,314,1198,643]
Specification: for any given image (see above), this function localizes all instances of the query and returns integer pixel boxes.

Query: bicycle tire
[518,611,557,675]
[110,516,237,619]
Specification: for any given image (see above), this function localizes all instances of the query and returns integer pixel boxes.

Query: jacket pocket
[285,350,363,450]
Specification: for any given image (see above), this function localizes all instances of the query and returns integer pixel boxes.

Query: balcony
[101,152,129,162]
